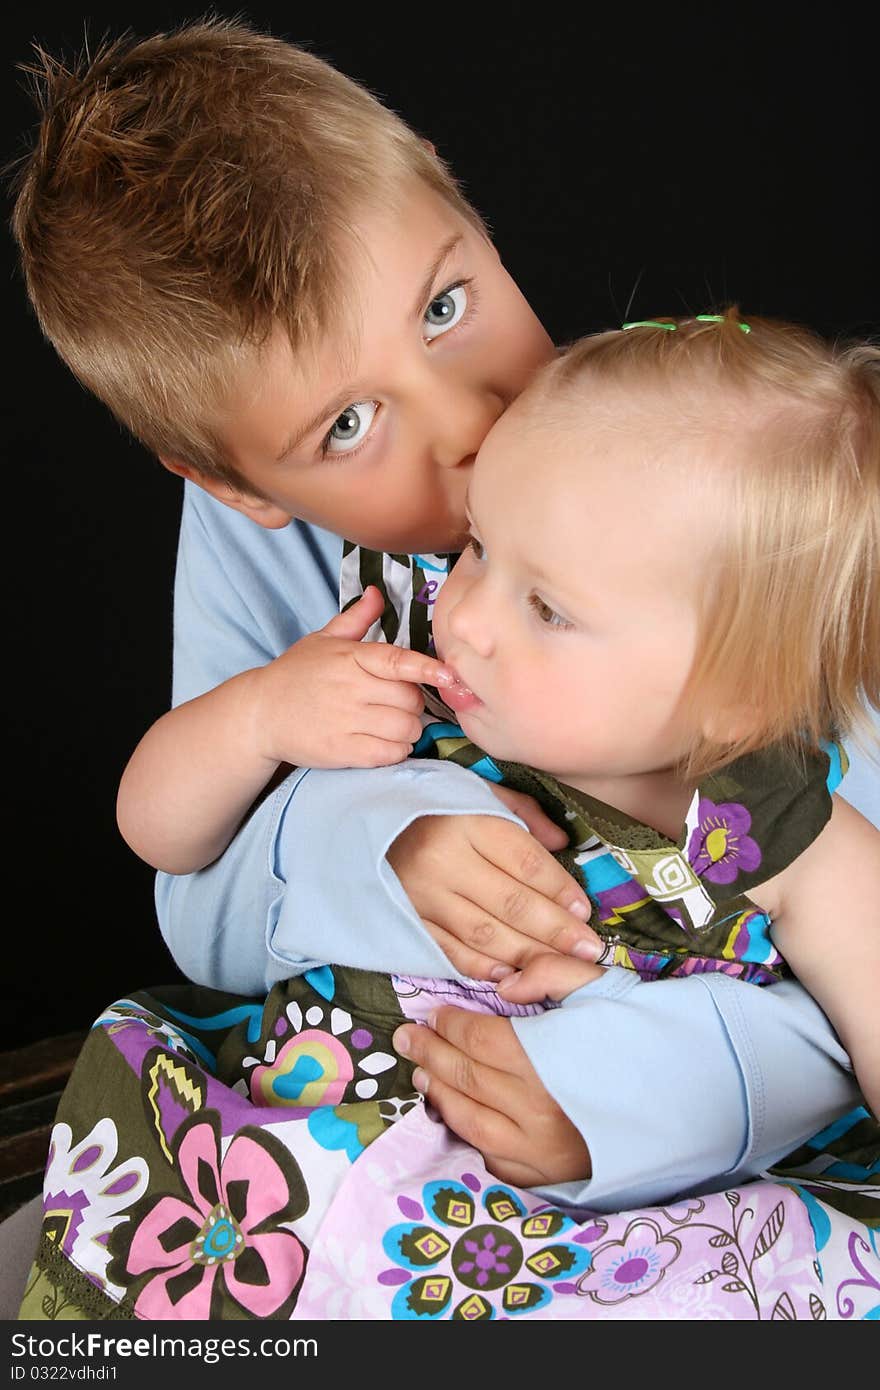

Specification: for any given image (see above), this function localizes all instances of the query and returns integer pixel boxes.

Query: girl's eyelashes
[529,592,574,630]
[317,278,479,460]
[463,538,572,630]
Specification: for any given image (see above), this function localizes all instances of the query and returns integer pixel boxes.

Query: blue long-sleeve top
[156,482,877,1212]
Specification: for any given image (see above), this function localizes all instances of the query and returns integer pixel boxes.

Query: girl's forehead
[475,402,720,590]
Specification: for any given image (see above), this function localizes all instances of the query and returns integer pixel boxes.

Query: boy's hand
[250,586,453,769]
[387,807,600,979]
[393,1007,594,1186]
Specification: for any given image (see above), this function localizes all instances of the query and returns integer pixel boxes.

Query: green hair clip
[622,320,676,331]
[695,314,752,333]
[622,315,752,334]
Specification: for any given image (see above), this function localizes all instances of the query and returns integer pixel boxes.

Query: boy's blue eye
[323,400,378,456]
[424,283,469,340]
[318,280,474,459]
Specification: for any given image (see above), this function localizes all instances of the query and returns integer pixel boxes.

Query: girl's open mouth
[439,668,483,714]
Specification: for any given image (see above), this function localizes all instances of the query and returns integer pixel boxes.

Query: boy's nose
[432,384,506,470]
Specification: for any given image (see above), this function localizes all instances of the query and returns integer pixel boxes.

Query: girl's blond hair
[539,308,880,777]
[10,17,486,485]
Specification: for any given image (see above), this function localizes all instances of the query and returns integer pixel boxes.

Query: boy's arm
[166,745,867,1209]
[393,969,862,1211]
[158,743,865,1209]
[749,793,880,1116]
[157,757,561,990]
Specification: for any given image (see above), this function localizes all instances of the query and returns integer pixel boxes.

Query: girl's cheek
[432,597,449,651]
[434,563,463,624]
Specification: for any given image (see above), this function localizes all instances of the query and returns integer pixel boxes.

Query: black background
[3,6,876,1049]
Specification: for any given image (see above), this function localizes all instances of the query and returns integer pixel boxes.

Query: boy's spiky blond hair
[535,307,880,776]
[10,17,485,483]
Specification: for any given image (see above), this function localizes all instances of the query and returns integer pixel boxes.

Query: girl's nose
[446,569,495,658]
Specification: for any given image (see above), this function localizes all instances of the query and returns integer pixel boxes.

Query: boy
[12,18,864,1206]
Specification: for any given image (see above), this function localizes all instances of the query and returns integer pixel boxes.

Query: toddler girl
[420,308,879,1112]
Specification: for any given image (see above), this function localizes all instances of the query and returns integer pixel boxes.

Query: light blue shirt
[156,482,877,1211]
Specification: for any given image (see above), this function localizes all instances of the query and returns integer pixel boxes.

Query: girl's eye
[529,593,573,630]
[321,400,379,457]
[424,283,470,341]
[466,535,485,561]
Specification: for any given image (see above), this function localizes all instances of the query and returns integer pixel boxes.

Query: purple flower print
[587,1218,680,1305]
[457,1231,514,1288]
[379,1179,592,1319]
[687,798,762,885]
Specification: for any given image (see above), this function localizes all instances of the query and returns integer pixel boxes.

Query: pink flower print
[456,1230,515,1288]
[587,1218,680,1305]
[687,798,762,885]
[123,1115,306,1319]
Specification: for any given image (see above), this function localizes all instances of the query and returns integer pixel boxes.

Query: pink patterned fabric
[297,1104,877,1321]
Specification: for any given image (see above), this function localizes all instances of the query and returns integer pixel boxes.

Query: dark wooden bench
[0,1032,86,1221]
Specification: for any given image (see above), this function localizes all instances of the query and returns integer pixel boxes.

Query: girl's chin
[449,702,490,741]
[455,708,509,759]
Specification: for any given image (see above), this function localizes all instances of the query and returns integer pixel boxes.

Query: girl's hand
[250,586,454,768]
[497,953,605,1004]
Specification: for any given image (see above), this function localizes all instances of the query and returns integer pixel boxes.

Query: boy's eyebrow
[276,235,465,463]
[411,234,464,319]
[276,385,362,461]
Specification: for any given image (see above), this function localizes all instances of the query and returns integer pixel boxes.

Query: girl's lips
[441,670,483,714]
